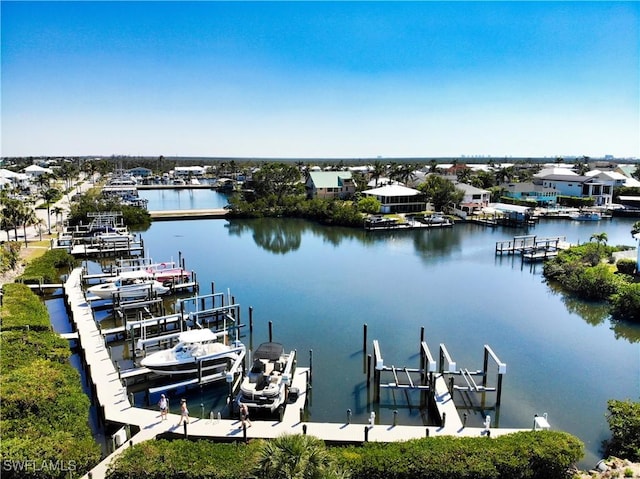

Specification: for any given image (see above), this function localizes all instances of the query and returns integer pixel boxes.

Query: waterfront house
[174,166,207,177]
[503,182,558,206]
[533,169,615,206]
[306,171,356,199]
[455,182,490,214]
[128,166,153,178]
[362,184,426,213]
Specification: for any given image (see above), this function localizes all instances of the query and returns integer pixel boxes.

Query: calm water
[138,188,229,210]
[128,204,640,467]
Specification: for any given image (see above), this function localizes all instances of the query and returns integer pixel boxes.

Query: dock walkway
[149,208,228,220]
[64,268,528,479]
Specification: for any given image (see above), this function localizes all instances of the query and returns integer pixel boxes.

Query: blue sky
[2,1,638,159]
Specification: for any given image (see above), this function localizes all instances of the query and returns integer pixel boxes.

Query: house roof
[491,202,534,213]
[534,167,578,178]
[308,171,353,188]
[454,182,490,195]
[538,174,591,183]
[23,164,52,173]
[585,170,627,181]
[624,178,640,187]
[0,168,20,178]
[363,184,421,196]
[505,182,557,193]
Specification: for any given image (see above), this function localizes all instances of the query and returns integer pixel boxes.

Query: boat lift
[370,335,507,410]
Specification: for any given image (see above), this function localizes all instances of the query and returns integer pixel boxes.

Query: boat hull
[142,357,233,376]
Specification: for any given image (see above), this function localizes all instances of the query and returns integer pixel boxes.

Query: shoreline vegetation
[0,267,102,479]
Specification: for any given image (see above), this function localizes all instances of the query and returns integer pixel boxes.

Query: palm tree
[256,434,346,479]
[371,161,386,187]
[40,187,60,233]
[16,202,37,247]
[590,232,608,254]
[1,198,23,241]
[52,206,64,231]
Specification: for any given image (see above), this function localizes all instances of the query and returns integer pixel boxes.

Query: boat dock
[64,269,534,479]
[149,208,228,220]
[495,234,570,261]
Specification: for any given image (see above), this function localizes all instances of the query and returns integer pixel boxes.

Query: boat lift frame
[370,336,507,409]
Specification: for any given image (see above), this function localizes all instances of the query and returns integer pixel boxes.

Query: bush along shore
[105,431,584,479]
[0,255,101,478]
[542,240,640,323]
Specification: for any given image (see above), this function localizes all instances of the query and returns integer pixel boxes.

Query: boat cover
[253,342,284,361]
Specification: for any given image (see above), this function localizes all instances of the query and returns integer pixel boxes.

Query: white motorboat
[93,231,135,242]
[140,329,244,375]
[86,270,170,300]
[569,211,601,221]
[144,261,191,284]
[237,342,294,414]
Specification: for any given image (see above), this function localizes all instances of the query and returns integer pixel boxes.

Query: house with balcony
[533,169,623,207]
[306,171,356,199]
[454,182,490,215]
[362,184,425,213]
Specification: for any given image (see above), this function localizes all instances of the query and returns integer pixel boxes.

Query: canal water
[61,189,639,467]
[127,205,639,468]
[138,188,229,210]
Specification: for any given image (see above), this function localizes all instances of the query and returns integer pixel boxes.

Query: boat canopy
[253,342,284,361]
[178,329,218,343]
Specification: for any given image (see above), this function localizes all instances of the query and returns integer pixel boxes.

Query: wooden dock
[495,234,570,261]
[149,208,228,220]
[64,268,531,479]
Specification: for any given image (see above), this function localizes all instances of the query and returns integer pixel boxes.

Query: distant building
[128,166,153,178]
[23,164,53,178]
[306,171,356,199]
[174,166,206,177]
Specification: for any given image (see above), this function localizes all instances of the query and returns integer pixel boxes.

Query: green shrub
[19,249,76,284]
[108,431,583,479]
[106,439,263,479]
[1,283,52,331]
[616,258,636,275]
[610,283,640,322]
[333,432,582,479]
[603,399,640,462]
[0,284,101,478]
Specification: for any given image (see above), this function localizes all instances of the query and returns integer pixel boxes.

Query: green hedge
[19,249,76,284]
[106,431,583,479]
[1,283,52,331]
[106,439,263,479]
[0,284,101,478]
[334,432,583,479]
[616,258,637,275]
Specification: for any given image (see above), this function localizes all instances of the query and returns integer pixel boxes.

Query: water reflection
[224,217,466,257]
[226,218,303,254]
[547,278,640,343]
[611,320,640,343]
[225,218,379,253]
